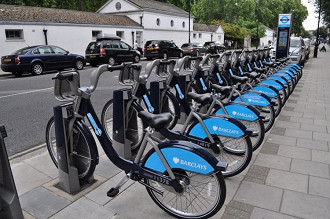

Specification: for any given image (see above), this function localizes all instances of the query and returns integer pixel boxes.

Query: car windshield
[290,39,301,47]
[87,42,101,50]
[12,47,33,55]
[193,43,202,47]
[145,41,158,47]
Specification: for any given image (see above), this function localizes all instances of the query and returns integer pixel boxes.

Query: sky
[301,0,321,31]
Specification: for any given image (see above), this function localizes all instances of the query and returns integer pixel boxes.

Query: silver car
[289,37,306,65]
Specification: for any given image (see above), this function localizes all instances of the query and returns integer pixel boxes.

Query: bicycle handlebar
[52,72,74,81]
[159,59,176,65]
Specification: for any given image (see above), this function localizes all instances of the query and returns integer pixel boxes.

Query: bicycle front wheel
[45,117,98,181]
[160,91,180,130]
[145,171,226,219]
[101,99,145,151]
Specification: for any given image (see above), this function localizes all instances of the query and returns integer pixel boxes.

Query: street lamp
[313,0,322,58]
[188,0,191,43]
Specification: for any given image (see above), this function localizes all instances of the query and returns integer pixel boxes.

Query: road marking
[0,87,53,99]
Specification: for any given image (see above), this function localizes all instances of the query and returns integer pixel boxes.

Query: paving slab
[296,138,328,151]
[311,150,330,164]
[234,181,283,212]
[291,158,330,178]
[250,207,298,219]
[281,190,330,219]
[20,187,71,219]
[278,145,311,160]
[265,169,308,193]
[300,123,327,133]
[23,152,58,179]
[11,162,52,196]
[50,197,116,219]
[313,131,330,142]
[309,176,330,199]
[254,153,291,171]
[285,128,313,139]
[267,134,296,146]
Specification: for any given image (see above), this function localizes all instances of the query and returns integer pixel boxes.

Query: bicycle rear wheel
[240,119,265,151]
[145,170,226,219]
[45,117,98,181]
[160,91,180,130]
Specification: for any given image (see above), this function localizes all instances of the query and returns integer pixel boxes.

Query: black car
[144,40,183,60]
[181,43,207,56]
[1,45,85,77]
[203,41,226,54]
[85,34,140,66]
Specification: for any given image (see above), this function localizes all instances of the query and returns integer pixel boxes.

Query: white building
[260,27,275,47]
[0,1,224,58]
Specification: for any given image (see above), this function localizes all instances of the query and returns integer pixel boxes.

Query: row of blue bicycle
[46,47,302,218]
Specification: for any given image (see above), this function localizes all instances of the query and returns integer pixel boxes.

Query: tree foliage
[1,0,311,40]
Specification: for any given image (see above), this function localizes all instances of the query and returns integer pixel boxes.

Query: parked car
[181,43,207,56]
[1,45,85,77]
[203,41,226,54]
[303,38,311,60]
[85,34,140,66]
[289,37,306,65]
[144,40,183,60]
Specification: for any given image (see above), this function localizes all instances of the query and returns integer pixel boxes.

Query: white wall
[143,12,192,32]
[143,29,190,47]
[0,23,142,58]
[260,28,274,47]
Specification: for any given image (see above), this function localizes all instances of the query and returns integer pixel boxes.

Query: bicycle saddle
[187,92,212,105]
[231,75,249,84]
[138,111,172,130]
[244,72,259,79]
[211,84,231,94]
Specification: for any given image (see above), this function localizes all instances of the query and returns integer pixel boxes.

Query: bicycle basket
[54,70,80,101]
[118,64,141,85]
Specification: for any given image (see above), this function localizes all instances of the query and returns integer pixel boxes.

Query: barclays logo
[173,157,207,170]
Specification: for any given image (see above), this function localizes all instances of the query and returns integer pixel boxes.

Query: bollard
[112,89,133,159]
[0,124,24,219]
[53,105,81,194]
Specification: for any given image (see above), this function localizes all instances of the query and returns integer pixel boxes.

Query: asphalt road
[0,61,150,156]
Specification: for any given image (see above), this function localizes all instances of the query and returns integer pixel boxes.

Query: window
[115,2,121,10]
[5,29,24,40]
[37,46,53,55]
[120,42,130,50]
[199,33,202,38]
[116,31,124,38]
[193,33,196,39]
[170,20,174,27]
[52,46,67,54]
[182,21,185,28]
[156,18,160,26]
[92,30,102,39]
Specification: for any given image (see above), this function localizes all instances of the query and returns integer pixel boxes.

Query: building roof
[0,4,141,27]
[99,0,188,15]
[193,23,222,32]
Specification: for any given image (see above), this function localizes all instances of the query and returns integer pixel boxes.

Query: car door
[51,46,72,68]
[119,42,133,62]
[36,46,56,70]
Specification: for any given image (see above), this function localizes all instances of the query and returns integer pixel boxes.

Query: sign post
[275,14,292,60]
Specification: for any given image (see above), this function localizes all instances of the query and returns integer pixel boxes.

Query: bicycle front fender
[234,92,271,107]
[143,140,227,174]
[214,103,259,122]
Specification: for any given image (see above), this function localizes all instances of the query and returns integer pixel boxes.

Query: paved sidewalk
[6,51,330,219]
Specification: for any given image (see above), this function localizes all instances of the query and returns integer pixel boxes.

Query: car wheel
[74,59,84,70]
[108,57,115,66]
[179,51,183,58]
[133,55,140,63]
[31,62,43,75]
[163,52,168,60]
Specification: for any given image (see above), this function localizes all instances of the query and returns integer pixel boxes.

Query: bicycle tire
[239,119,265,151]
[45,117,98,181]
[273,95,283,117]
[145,170,226,219]
[160,91,180,130]
[256,105,275,132]
[101,99,145,151]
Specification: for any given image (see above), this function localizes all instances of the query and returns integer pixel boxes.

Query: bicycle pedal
[107,187,120,197]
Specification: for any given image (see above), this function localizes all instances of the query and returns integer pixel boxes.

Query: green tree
[313,26,328,38]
